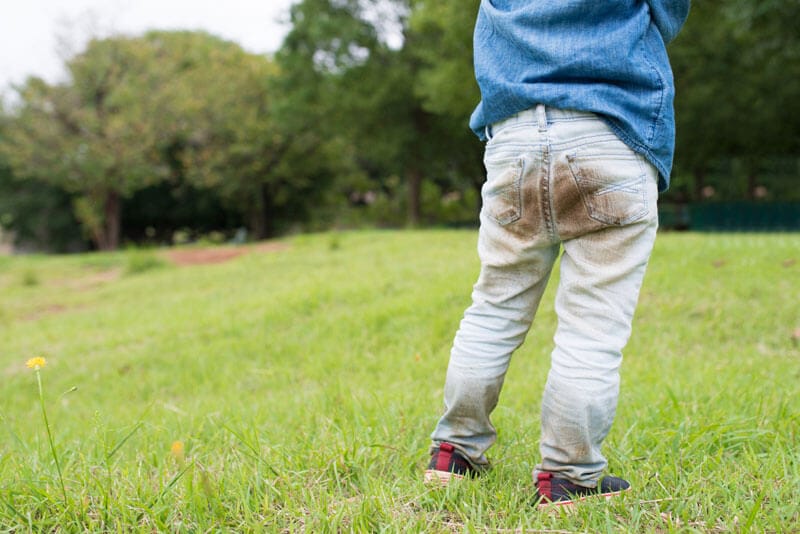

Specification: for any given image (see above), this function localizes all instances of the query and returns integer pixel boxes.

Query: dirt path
[164,242,287,266]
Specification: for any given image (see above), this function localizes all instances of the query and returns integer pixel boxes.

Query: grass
[0,230,798,532]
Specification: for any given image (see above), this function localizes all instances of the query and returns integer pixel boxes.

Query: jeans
[431,105,659,486]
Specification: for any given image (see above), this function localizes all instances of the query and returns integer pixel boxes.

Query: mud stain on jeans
[552,158,603,241]
[516,171,542,237]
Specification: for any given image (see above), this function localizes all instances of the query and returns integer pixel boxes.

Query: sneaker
[535,472,630,508]
[424,442,478,485]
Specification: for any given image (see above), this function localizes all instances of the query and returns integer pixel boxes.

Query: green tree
[1,106,83,251]
[670,0,800,201]
[409,0,480,121]
[408,0,484,212]
[274,0,395,221]
[277,0,484,226]
[177,44,339,238]
[1,37,184,250]
[0,165,86,252]
[1,31,296,249]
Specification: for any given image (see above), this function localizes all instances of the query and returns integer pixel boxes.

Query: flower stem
[36,370,67,505]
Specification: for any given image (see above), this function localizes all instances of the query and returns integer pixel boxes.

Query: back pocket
[566,150,648,226]
[482,155,524,226]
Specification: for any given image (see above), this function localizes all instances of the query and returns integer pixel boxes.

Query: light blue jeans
[431,105,659,486]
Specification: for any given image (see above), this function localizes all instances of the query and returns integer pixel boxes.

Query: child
[425,1,690,507]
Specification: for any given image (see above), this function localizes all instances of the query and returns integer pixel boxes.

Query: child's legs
[537,151,659,484]
[431,116,558,465]
[431,238,558,465]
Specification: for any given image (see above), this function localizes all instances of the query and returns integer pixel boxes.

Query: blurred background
[1,0,798,253]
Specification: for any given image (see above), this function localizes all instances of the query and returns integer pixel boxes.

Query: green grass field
[1,230,798,532]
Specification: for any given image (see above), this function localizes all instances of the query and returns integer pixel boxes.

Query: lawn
[1,230,798,532]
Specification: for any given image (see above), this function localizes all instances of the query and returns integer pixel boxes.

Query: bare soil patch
[58,268,123,290]
[23,303,70,322]
[165,242,287,266]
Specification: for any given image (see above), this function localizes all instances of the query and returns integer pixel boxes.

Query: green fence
[659,202,800,231]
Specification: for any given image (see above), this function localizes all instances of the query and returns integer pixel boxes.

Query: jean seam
[540,140,556,242]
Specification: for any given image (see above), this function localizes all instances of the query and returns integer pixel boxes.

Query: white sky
[0,0,297,102]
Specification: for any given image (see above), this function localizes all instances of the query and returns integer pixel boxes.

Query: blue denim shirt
[469,1,690,191]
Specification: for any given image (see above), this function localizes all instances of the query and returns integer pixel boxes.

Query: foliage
[0,158,86,253]
[276,0,484,227]
[1,1,800,250]
[0,32,311,249]
[409,0,480,121]
[0,231,798,530]
[276,0,415,222]
[163,34,330,239]
[121,181,241,245]
[669,0,800,201]
[1,37,176,250]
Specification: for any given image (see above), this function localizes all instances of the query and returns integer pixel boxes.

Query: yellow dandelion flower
[26,357,47,370]
[170,440,185,460]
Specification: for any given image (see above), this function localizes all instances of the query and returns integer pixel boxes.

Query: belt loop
[536,104,547,132]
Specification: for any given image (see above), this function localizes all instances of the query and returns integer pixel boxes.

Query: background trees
[1,0,798,251]
[3,36,176,250]
[669,0,800,202]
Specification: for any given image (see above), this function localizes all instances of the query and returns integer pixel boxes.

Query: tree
[408,0,480,121]
[175,43,340,238]
[276,0,484,226]
[0,153,85,252]
[0,31,293,249]
[407,0,484,211]
[273,0,397,221]
[1,36,185,250]
[670,0,800,201]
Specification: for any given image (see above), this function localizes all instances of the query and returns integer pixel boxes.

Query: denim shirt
[469,1,690,191]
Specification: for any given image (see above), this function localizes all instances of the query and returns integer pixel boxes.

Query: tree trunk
[249,184,270,240]
[407,108,431,227]
[407,167,422,227]
[103,190,121,251]
[75,190,121,251]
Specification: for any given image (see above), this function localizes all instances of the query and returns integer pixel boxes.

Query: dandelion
[26,356,47,370]
[27,356,67,504]
[170,440,184,456]
[171,440,185,463]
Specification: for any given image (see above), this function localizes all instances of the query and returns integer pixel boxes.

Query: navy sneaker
[424,442,478,485]
[535,472,630,508]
